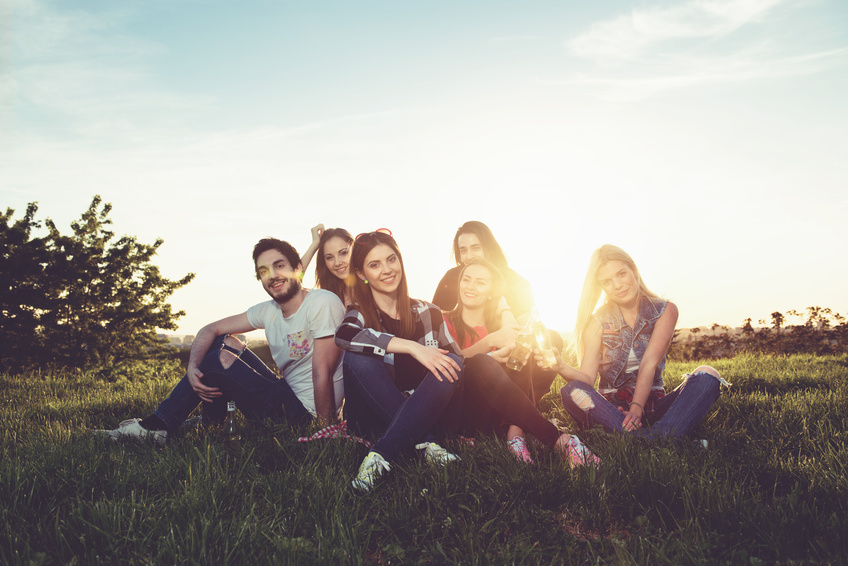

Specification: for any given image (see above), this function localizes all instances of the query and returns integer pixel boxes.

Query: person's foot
[352,451,391,492]
[507,436,533,463]
[94,419,167,446]
[557,434,599,467]
[415,442,460,465]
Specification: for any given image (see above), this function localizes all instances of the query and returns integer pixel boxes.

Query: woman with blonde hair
[547,244,724,439]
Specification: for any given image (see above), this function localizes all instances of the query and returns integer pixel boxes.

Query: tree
[0,203,51,363]
[770,311,784,334]
[0,196,195,370]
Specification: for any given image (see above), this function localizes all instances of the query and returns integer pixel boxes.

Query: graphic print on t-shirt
[287,331,310,360]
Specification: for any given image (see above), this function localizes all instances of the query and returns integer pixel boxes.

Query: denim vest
[594,295,668,392]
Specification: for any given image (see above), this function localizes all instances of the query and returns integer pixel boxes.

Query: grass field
[1,354,846,565]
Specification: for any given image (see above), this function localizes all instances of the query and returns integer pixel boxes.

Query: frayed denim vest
[594,296,668,391]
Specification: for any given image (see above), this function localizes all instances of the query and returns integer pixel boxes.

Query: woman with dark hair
[553,244,725,440]
[432,220,535,320]
[434,220,560,410]
[444,259,597,466]
[299,225,355,306]
[335,229,464,492]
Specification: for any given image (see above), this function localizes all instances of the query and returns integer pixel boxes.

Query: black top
[431,265,535,318]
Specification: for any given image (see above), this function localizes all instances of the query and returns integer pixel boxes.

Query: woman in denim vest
[548,245,724,440]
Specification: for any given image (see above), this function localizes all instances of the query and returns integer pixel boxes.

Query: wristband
[630,401,644,411]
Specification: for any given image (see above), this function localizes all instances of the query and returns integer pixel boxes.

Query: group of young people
[98,221,724,492]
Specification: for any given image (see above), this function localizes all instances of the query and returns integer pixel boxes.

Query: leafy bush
[0,197,194,372]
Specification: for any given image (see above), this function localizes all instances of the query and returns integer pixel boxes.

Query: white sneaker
[95,419,167,446]
[352,451,391,492]
[415,442,460,465]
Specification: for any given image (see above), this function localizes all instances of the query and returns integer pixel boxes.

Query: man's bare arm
[187,313,256,402]
[311,336,342,423]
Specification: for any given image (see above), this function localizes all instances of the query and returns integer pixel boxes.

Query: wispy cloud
[569,0,783,59]
[559,0,844,99]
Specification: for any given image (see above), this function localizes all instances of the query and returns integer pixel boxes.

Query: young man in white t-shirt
[99,238,345,443]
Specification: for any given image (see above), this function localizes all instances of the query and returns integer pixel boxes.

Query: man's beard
[269,277,302,305]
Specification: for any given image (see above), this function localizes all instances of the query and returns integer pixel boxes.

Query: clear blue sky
[3,0,847,335]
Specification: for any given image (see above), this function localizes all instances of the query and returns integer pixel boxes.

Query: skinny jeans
[342,351,462,462]
[462,354,560,447]
[153,335,312,432]
[560,371,720,439]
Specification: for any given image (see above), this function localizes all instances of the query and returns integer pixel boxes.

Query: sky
[2,0,847,338]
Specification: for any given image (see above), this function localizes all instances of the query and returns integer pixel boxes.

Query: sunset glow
[3,0,846,336]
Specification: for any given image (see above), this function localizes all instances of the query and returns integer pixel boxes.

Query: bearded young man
[98,238,345,444]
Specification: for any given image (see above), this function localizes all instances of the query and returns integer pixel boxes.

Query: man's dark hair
[252,238,301,279]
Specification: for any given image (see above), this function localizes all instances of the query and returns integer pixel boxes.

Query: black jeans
[458,354,560,448]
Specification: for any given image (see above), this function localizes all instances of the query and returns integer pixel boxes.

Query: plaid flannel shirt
[334,299,462,378]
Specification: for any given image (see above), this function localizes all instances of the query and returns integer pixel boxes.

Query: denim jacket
[594,295,668,393]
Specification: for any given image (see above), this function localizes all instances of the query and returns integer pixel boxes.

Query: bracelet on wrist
[630,401,644,411]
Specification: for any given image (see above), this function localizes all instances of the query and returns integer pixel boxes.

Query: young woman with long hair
[444,259,597,465]
[298,225,356,306]
[433,220,561,407]
[432,220,534,319]
[550,244,724,440]
[334,229,464,492]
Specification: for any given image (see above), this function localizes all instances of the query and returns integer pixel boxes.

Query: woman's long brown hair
[351,231,415,339]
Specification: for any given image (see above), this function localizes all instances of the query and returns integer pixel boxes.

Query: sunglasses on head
[355,228,393,244]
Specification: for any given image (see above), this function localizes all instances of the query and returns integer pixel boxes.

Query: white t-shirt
[246,289,345,414]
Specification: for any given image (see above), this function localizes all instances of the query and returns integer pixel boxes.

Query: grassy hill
[1,354,846,564]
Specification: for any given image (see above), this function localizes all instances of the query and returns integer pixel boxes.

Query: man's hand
[187,366,221,402]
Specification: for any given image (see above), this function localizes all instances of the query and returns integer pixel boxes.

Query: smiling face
[597,259,639,308]
[457,232,485,265]
[322,236,351,281]
[458,263,493,311]
[255,249,302,304]
[357,243,403,297]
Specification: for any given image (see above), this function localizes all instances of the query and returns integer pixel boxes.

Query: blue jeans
[343,351,463,461]
[560,371,721,440]
[154,335,312,432]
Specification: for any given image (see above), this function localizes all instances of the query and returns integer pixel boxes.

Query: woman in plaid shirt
[335,229,464,492]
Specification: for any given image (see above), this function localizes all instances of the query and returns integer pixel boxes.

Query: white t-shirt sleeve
[246,301,273,330]
[306,291,345,338]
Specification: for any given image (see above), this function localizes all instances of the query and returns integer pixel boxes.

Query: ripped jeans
[153,335,312,432]
[560,371,721,439]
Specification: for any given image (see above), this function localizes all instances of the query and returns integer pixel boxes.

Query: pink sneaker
[564,435,600,467]
[507,436,533,464]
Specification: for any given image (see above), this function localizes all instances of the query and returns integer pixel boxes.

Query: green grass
[1,353,846,564]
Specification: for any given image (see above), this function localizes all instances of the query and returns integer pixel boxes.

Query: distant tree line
[0,196,194,372]
[668,307,848,361]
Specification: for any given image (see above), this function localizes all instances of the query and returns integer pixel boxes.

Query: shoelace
[507,436,533,463]
[415,442,458,463]
[356,453,390,480]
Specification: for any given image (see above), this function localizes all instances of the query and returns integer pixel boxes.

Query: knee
[684,367,722,394]
[692,365,720,379]
[560,381,595,411]
[464,353,499,377]
[218,335,246,369]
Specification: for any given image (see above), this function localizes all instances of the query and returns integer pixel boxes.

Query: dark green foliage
[0,197,194,371]
[1,354,846,564]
